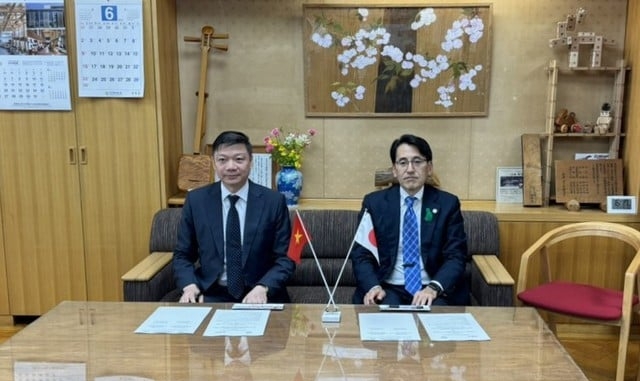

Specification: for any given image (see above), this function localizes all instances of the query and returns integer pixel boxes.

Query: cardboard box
[554,159,623,203]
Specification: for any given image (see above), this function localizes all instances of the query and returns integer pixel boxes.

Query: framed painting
[303,4,492,117]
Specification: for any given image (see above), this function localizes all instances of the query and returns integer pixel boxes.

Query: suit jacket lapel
[384,186,402,254]
[207,183,225,259]
[243,182,264,266]
[420,186,441,250]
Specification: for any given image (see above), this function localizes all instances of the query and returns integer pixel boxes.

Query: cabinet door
[75,99,163,302]
[66,0,166,303]
[0,201,9,319]
[0,113,87,315]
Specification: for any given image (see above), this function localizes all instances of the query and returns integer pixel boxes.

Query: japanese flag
[354,211,379,264]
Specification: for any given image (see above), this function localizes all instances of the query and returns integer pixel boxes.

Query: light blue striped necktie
[403,196,421,295]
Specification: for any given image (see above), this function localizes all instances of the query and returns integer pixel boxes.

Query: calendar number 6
[101,5,118,21]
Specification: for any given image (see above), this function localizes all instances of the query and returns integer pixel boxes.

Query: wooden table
[0,301,587,380]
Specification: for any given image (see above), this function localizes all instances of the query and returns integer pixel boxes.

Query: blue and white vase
[276,166,303,208]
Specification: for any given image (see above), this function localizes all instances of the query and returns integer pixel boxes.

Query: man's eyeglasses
[395,158,429,169]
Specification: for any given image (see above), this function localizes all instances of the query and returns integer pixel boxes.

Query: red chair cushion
[517,281,639,321]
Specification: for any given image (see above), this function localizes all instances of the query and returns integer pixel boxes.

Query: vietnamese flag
[287,212,310,264]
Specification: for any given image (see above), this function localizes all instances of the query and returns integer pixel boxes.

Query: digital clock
[606,196,637,214]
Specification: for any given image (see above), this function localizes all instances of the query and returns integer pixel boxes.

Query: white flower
[311,32,333,48]
[411,8,437,30]
[358,8,369,20]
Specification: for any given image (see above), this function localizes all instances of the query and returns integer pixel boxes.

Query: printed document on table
[203,309,270,336]
[14,361,85,381]
[358,313,421,341]
[135,306,211,334]
[417,313,490,341]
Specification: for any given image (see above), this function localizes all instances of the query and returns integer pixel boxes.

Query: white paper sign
[134,306,211,334]
[203,309,270,337]
[496,166,523,203]
[418,313,490,341]
[14,361,86,381]
[358,313,421,341]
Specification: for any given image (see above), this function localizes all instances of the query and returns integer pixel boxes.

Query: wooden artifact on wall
[549,7,616,69]
[521,134,543,206]
[178,25,228,192]
[303,4,492,117]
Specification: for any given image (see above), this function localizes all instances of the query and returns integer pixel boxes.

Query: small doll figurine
[595,102,612,134]
[554,108,577,133]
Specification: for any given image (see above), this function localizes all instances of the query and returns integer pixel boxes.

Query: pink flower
[308,128,317,136]
[271,128,281,137]
[265,144,274,153]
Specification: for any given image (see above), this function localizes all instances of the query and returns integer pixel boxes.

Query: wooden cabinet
[0,0,182,316]
[541,59,628,206]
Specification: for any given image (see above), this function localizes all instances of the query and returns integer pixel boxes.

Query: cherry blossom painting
[303,4,492,117]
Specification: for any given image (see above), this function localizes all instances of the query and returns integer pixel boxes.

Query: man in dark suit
[174,131,294,303]
[351,134,469,306]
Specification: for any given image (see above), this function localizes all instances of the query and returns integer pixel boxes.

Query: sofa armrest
[470,254,515,306]
[122,252,174,302]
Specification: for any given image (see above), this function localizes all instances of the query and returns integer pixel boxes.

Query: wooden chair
[516,221,640,381]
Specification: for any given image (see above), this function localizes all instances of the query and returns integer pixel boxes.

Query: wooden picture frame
[205,144,276,189]
[303,3,492,117]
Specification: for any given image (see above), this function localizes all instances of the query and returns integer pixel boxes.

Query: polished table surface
[0,301,587,380]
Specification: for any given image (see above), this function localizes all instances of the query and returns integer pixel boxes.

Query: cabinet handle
[79,146,88,165]
[68,147,77,165]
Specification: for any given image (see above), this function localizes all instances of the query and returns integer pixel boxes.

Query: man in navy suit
[174,131,294,304]
[351,134,469,306]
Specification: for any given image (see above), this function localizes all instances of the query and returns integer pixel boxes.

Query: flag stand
[322,306,341,323]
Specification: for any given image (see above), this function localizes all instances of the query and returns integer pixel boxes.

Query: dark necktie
[226,195,244,299]
[403,196,421,295]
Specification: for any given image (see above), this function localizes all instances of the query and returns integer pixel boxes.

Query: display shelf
[541,59,628,206]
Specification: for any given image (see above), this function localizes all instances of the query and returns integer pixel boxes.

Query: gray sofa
[122,208,514,306]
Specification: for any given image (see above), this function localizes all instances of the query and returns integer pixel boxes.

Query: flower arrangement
[264,127,317,169]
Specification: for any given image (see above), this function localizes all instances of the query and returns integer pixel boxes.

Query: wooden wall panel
[152,0,183,201]
[624,0,640,200]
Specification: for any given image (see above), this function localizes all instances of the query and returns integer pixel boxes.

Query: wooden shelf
[541,59,627,206]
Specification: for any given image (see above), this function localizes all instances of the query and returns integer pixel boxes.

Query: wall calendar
[0,0,71,110]
[74,0,144,98]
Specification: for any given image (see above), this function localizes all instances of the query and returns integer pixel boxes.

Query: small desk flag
[354,211,379,264]
[288,212,310,264]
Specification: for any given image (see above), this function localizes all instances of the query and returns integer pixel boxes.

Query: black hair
[389,134,433,164]
[211,131,253,156]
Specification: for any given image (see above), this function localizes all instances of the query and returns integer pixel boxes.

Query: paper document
[418,313,490,341]
[358,313,421,341]
[203,309,270,336]
[14,361,86,381]
[134,306,211,334]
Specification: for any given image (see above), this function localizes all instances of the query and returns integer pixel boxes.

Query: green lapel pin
[425,208,434,222]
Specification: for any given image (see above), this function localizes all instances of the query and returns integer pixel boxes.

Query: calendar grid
[74,0,144,98]
[0,0,72,110]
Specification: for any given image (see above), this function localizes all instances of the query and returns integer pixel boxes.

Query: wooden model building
[549,7,616,68]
